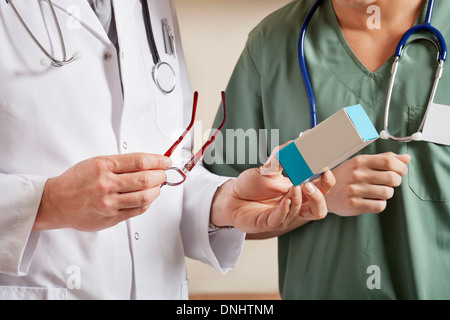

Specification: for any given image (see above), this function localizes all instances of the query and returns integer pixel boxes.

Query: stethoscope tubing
[7,0,176,94]
[298,0,324,128]
[395,0,447,62]
[299,0,447,144]
[141,0,160,65]
[141,0,176,94]
[6,0,79,67]
[382,0,447,142]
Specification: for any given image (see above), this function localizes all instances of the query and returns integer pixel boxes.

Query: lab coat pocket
[0,286,67,300]
[141,50,183,140]
[407,106,450,201]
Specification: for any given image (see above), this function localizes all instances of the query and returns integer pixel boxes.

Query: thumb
[260,141,292,176]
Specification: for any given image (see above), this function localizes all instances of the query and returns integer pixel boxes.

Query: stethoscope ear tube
[395,24,447,62]
[298,0,324,129]
[381,0,447,143]
[141,0,160,65]
[6,0,81,67]
[7,0,176,90]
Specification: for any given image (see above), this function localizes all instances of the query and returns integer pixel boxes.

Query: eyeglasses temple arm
[183,91,226,172]
[164,91,199,157]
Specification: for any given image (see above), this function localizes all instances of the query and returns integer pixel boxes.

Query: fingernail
[164,158,173,168]
[293,186,301,198]
[286,199,292,208]
[305,182,316,194]
[263,160,271,168]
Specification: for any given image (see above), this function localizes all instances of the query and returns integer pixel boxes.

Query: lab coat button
[104,52,113,61]
[122,141,128,149]
[134,232,140,240]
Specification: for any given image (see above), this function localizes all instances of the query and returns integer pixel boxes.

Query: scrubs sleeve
[204,29,265,177]
[0,174,47,276]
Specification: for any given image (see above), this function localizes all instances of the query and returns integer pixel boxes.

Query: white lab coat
[0,0,244,299]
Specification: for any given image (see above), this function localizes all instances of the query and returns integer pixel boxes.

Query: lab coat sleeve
[170,0,244,274]
[180,161,245,275]
[0,174,47,276]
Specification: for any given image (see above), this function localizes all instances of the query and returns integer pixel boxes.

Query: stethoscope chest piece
[154,61,176,94]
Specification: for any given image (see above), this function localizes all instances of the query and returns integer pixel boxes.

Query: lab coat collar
[49,0,138,47]
[49,0,111,45]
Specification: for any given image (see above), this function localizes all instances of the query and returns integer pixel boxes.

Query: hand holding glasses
[162,91,226,186]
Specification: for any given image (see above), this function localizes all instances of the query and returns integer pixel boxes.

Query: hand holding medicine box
[276,105,379,186]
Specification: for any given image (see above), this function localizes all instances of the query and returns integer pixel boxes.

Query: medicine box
[276,104,379,186]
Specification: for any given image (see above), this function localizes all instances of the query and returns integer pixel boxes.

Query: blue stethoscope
[299,0,447,143]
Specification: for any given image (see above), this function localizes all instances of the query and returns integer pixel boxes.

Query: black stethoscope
[6,0,176,94]
[141,0,176,94]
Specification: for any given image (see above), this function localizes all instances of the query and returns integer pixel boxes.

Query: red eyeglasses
[162,91,226,186]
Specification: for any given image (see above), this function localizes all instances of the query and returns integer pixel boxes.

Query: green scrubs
[205,0,450,299]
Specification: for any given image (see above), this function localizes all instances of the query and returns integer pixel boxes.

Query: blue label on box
[345,105,379,141]
[276,142,313,186]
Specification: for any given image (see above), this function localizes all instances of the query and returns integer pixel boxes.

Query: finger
[259,158,282,176]
[300,182,328,220]
[114,170,167,193]
[266,197,292,228]
[107,153,172,174]
[393,153,411,165]
[115,187,161,210]
[119,205,151,221]
[349,184,395,200]
[348,197,387,214]
[283,186,303,222]
[260,153,282,176]
[367,153,408,176]
[260,141,293,176]
[365,170,403,187]
[313,170,336,195]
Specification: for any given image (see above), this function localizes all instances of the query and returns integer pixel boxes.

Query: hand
[325,152,411,216]
[210,145,335,236]
[34,153,172,232]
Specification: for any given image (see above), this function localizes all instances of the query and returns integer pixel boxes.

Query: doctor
[0,0,334,299]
